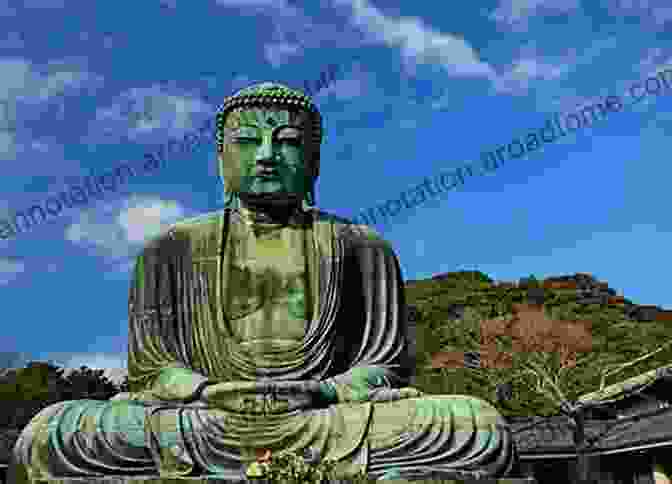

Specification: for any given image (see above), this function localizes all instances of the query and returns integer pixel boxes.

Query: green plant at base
[262,450,372,483]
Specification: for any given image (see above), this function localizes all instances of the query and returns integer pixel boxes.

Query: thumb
[398,387,424,398]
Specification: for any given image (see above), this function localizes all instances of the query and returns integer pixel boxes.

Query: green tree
[0,361,71,429]
[116,374,130,393]
[63,366,120,400]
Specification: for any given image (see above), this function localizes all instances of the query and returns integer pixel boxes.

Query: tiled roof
[0,429,20,465]
[577,364,672,406]
[509,405,672,458]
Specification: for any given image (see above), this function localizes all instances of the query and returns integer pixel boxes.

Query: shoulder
[141,210,224,251]
[310,209,394,252]
[167,210,223,236]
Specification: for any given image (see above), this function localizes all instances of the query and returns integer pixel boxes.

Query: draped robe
[8,208,517,483]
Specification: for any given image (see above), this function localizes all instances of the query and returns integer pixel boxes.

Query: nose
[255,134,275,164]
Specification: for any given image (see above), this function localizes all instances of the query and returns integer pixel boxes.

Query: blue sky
[1,0,671,372]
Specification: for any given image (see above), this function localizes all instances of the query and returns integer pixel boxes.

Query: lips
[257,172,279,179]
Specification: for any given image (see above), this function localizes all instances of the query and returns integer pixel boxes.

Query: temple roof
[576,363,672,407]
[510,405,672,459]
[509,363,672,459]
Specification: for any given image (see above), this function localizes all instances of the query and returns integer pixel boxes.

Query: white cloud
[321,67,366,100]
[492,57,570,95]
[159,0,177,9]
[264,42,302,67]
[0,58,32,101]
[215,0,366,67]
[117,197,185,243]
[0,257,25,285]
[399,118,418,129]
[215,0,292,6]
[635,48,672,81]
[0,58,103,104]
[489,0,581,29]
[86,85,213,144]
[483,36,619,101]
[0,0,17,16]
[29,138,51,152]
[62,353,127,372]
[607,0,672,28]
[335,0,494,79]
[0,57,103,160]
[490,0,672,31]
[0,202,9,249]
[105,259,135,279]
[0,31,24,48]
[0,130,17,159]
[22,0,66,8]
[59,353,129,386]
[541,51,672,119]
[65,196,187,261]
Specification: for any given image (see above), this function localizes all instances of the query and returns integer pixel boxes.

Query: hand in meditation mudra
[8,82,517,483]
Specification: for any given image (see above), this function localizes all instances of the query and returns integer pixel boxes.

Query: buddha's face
[218,107,312,197]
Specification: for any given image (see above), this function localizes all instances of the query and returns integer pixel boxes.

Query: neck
[237,192,304,224]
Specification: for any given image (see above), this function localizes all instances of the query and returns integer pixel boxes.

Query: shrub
[259,449,373,483]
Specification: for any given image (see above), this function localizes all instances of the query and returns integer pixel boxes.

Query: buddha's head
[215,82,322,211]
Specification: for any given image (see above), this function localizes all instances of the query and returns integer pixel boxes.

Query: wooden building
[509,364,672,483]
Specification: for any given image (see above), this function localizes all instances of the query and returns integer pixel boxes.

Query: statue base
[30,478,537,484]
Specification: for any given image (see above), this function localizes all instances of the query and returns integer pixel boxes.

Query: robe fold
[7,208,516,483]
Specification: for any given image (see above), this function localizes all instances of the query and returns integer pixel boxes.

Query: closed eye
[234,137,260,144]
[278,138,302,147]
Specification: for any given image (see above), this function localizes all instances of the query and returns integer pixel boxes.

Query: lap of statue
[8,390,514,483]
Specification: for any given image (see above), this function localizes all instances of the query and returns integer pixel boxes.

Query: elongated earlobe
[222,191,234,208]
[305,188,315,206]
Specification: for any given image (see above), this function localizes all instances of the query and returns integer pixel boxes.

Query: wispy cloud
[0,31,24,48]
[484,36,619,106]
[264,42,303,68]
[0,0,17,16]
[214,0,312,66]
[335,0,494,78]
[605,0,672,28]
[489,0,581,30]
[215,0,293,7]
[492,57,571,96]
[158,0,177,10]
[116,197,186,244]
[0,57,103,161]
[0,257,25,285]
[59,353,129,386]
[84,84,216,146]
[65,196,187,262]
[61,352,127,371]
[22,0,67,8]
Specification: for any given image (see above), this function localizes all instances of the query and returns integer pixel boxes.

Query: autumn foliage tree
[428,299,672,484]
[428,302,599,413]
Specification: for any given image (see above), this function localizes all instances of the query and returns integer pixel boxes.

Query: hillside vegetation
[408,271,672,418]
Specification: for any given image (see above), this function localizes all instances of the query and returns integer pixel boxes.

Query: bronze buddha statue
[8,82,517,483]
